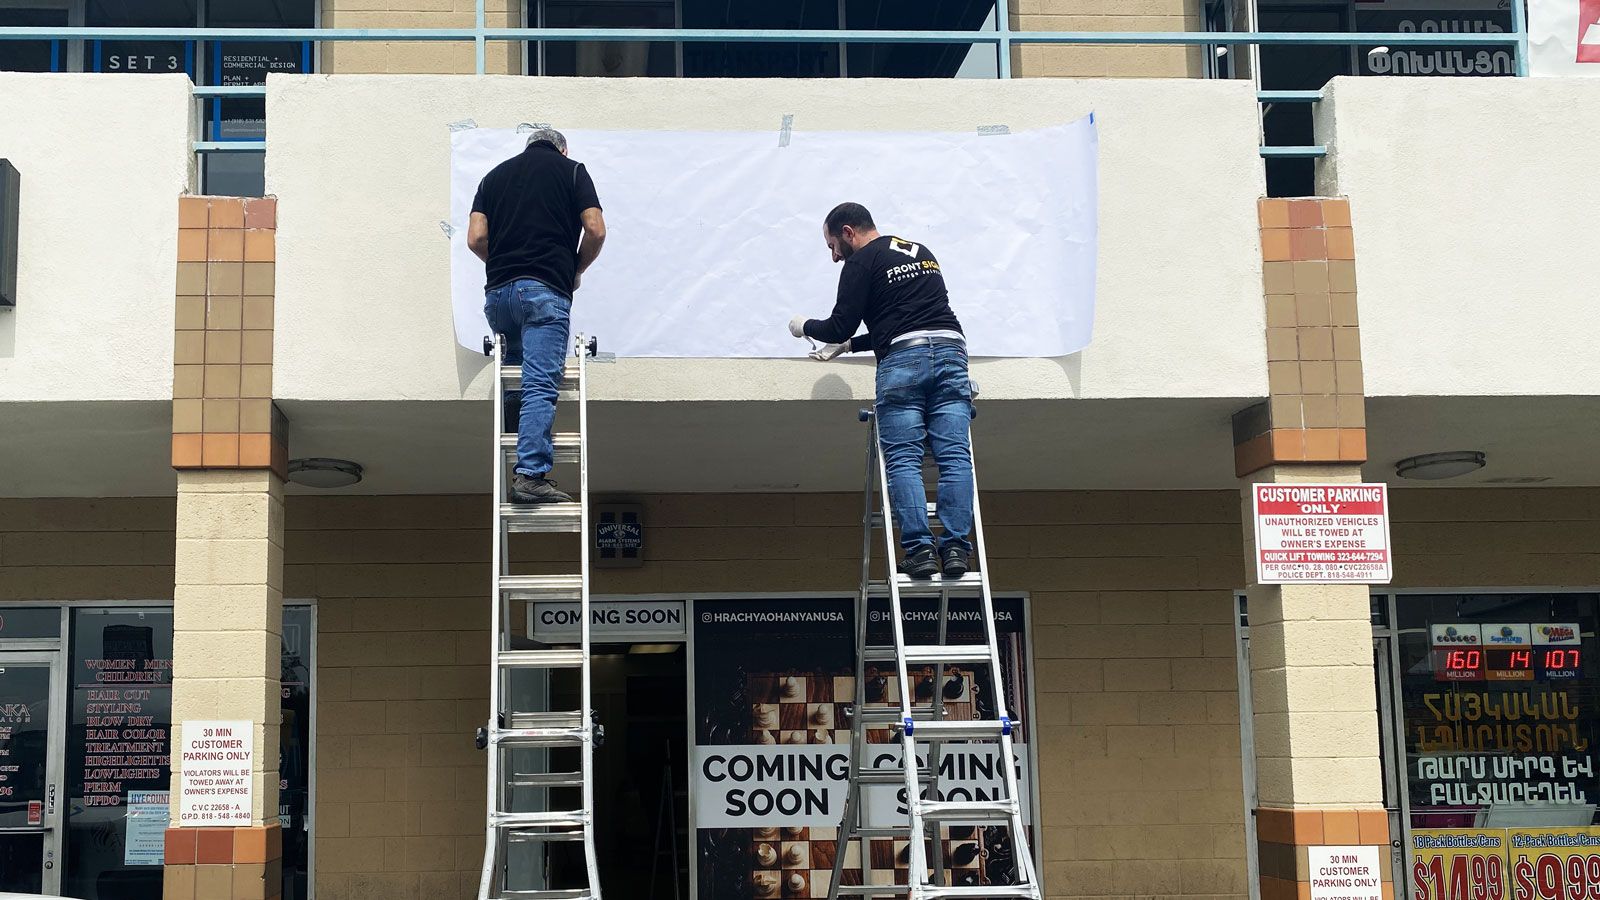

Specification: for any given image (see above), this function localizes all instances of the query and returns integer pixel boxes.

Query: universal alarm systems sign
[1253,483,1393,584]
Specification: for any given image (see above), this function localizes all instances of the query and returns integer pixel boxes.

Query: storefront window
[0,604,321,900]
[1397,593,1600,830]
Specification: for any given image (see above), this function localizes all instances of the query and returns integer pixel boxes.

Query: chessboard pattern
[746,669,1007,896]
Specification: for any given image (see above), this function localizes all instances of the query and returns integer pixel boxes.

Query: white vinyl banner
[1530,0,1600,75]
[449,118,1099,357]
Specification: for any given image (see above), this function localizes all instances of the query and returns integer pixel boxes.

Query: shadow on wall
[0,309,14,359]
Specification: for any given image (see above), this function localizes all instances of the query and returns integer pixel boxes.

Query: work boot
[510,473,572,504]
[941,547,970,579]
[897,546,939,579]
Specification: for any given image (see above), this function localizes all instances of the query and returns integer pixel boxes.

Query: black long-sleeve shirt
[803,235,963,360]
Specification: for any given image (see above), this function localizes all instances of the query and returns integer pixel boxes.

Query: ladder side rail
[576,339,602,896]
[873,421,929,895]
[927,580,949,887]
[480,336,509,900]
[964,431,1039,891]
[828,421,883,900]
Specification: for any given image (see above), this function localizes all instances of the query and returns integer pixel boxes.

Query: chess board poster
[691,596,1034,899]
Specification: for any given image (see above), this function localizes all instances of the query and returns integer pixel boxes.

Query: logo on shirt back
[888,237,921,258]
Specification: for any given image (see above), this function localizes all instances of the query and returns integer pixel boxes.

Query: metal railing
[0,0,1530,161]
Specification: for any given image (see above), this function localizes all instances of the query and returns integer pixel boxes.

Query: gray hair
[525,127,568,153]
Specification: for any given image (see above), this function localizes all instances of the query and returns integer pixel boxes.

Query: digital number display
[1431,623,1584,682]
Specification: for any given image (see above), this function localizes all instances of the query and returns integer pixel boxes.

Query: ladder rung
[915,798,1018,821]
[493,810,588,829]
[506,829,585,844]
[499,432,581,465]
[869,502,938,526]
[508,771,585,788]
[857,706,936,724]
[498,574,583,601]
[853,825,913,839]
[498,888,593,899]
[492,727,586,747]
[858,768,929,785]
[506,710,585,729]
[500,363,581,393]
[874,574,983,597]
[904,644,991,665]
[905,719,1015,741]
[836,885,912,896]
[499,503,581,533]
[498,648,586,668]
[921,886,1039,899]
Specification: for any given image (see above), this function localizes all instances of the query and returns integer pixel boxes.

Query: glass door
[1373,632,1409,887]
[0,651,66,894]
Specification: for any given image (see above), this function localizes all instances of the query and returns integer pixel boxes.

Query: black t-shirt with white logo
[803,235,963,360]
[471,141,601,297]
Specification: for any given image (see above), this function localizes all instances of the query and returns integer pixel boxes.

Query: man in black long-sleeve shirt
[788,202,974,579]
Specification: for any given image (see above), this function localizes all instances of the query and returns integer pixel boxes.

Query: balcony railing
[1,0,1530,163]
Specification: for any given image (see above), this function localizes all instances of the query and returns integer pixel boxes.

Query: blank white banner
[449,118,1098,358]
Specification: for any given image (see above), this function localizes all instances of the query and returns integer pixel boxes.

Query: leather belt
[886,336,966,355]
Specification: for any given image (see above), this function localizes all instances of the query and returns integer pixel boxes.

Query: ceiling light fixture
[287,457,364,488]
[1395,451,1486,481]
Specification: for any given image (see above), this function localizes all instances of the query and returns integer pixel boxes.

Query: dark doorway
[550,642,689,899]
[1258,3,1351,197]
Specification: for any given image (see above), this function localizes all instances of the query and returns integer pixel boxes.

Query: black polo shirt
[471,141,601,297]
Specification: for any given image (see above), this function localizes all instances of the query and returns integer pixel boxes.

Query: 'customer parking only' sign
[1253,483,1392,584]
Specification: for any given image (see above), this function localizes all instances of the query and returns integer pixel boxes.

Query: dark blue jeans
[874,343,975,555]
[484,278,572,477]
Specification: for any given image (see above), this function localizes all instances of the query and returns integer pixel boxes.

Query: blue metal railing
[0,0,1531,162]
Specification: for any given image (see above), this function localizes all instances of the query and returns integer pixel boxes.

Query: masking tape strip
[779,114,794,147]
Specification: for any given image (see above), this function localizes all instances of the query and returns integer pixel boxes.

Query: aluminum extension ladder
[476,333,603,900]
[827,408,1041,900]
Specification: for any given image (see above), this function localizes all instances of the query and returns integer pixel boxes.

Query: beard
[835,240,855,260]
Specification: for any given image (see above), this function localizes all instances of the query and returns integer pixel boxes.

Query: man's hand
[809,342,848,361]
[788,316,809,338]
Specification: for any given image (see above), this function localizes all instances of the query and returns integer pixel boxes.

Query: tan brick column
[165,196,286,900]
[1009,0,1205,78]
[1236,199,1392,900]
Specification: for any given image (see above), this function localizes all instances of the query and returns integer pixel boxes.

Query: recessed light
[287,458,363,488]
[1395,451,1485,481]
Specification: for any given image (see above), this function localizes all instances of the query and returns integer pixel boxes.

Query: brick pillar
[1236,198,1392,900]
[165,196,287,900]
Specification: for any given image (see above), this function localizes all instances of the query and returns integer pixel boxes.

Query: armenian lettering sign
[1253,483,1392,584]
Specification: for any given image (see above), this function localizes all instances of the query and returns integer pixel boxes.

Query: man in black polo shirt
[468,127,606,504]
[789,202,974,579]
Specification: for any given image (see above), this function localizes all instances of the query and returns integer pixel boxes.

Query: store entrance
[550,642,689,899]
[0,649,66,896]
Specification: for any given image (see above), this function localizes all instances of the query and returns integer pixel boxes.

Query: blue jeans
[484,278,572,478]
[874,343,974,555]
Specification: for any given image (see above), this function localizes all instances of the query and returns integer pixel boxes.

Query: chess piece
[810,728,829,743]
[951,842,980,867]
[809,706,830,726]
[779,676,803,701]
[782,731,805,744]
[783,845,803,867]
[783,825,805,838]
[756,826,778,840]
[756,843,778,867]
[866,673,887,702]
[786,873,806,893]
[758,730,777,745]
[753,871,779,898]
[754,706,777,729]
[943,674,964,700]
[915,673,935,702]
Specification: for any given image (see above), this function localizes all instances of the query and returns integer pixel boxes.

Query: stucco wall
[0,74,194,403]
[266,75,1268,405]
[1316,77,1600,400]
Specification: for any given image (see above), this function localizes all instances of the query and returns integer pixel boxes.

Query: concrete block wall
[320,0,523,73]
[1011,0,1205,78]
[286,489,1252,900]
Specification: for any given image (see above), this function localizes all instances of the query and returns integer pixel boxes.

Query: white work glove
[788,315,809,338]
[809,342,848,361]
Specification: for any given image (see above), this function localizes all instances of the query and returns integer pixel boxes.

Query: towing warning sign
[1253,483,1392,584]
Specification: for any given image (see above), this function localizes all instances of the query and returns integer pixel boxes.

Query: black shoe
[941,547,970,579]
[510,473,573,504]
[897,546,939,579]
